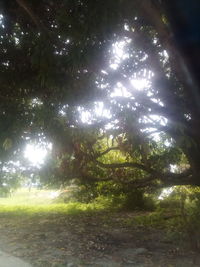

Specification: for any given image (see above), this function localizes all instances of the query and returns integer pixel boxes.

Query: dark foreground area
[0,211,199,267]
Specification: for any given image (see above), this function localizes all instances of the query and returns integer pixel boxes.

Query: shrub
[158,198,181,210]
[54,184,98,203]
[53,181,156,211]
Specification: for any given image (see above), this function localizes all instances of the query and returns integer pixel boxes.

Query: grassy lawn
[0,188,106,216]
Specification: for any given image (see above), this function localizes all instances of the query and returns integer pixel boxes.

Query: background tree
[0,0,200,189]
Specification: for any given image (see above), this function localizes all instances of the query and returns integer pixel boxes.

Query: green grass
[0,202,100,216]
[0,188,54,205]
[0,188,109,217]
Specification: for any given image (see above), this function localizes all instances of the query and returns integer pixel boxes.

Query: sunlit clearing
[24,143,51,166]
[50,191,60,199]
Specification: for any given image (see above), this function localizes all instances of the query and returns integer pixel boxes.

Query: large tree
[1,0,200,188]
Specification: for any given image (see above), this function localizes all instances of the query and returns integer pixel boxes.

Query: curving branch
[16,0,46,31]
[95,154,193,187]
[85,167,193,188]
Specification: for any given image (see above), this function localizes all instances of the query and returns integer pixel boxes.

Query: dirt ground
[0,211,199,267]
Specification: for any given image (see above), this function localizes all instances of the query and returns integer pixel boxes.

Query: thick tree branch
[96,147,120,158]
[95,160,155,174]
[122,168,193,188]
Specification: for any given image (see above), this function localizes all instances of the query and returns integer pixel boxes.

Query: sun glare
[24,144,50,166]
[131,79,149,90]
[110,39,130,70]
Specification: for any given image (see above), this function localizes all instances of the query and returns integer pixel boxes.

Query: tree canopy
[1,0,200,189]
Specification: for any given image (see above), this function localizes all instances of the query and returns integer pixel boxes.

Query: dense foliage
[1,0,200,189]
